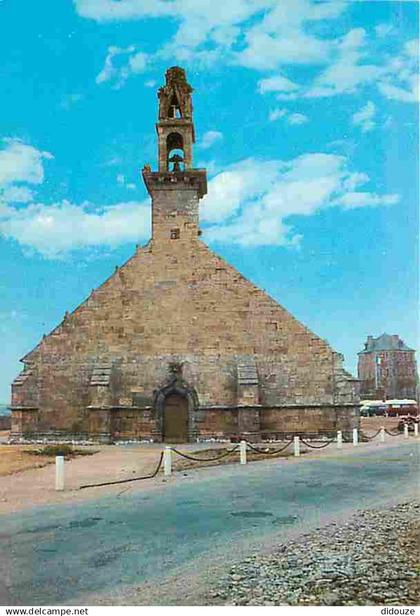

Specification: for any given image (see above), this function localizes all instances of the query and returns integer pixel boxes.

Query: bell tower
[157,66,194,172]
[142,67,207,244]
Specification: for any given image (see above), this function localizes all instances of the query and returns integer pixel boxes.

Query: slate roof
[359,333,415,354]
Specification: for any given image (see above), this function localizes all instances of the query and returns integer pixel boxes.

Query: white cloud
[96,45,149,88]
[77,0,268,70]
[0,138,147,257]
[198,130,223,149]
[375,23,393,38]
[74,0,177,20]
[377,40,419,103]
[129,51,148,72]
[404,39,418,58]
[288,112,308,125]
[197,159,219,177]
[117,173,136,190]
[237,29,330,70]
[305,28,383,99]
[0,138,52,211]
[76,0,347,73]
[259,32,418,105]
[1,186,34,203]
[258,74,300,95]
[269,108,308,125]
[234,0,344,70]
[200,158,279,224]
[0,138,53,187]
[0,200,150,257]
[335,192,399,209]
[269,108,287,122]
[201,154,399,247]
[0,145,401,254]
[378,79,418,103]
[77,0,417,106]
[352,101,376,132]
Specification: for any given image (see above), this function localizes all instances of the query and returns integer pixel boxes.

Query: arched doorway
[162,393,189,443]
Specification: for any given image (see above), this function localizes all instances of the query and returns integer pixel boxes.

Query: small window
[170,228,180,239]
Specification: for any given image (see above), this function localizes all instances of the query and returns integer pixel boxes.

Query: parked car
[386,399,418,417]
[360,405,386,417]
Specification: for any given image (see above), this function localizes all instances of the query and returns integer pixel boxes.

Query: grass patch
[25,444,98,458]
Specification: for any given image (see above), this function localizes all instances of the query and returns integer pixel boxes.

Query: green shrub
[26,444,97,458]
[35,444,74,457]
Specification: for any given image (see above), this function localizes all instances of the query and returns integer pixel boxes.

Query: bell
[169,153,184,172]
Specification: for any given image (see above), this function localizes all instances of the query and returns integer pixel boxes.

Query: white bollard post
[337,430,343,450]
[352,428,358,447]
[414,422,419,438]
[240,440,247,465]
[55,455,64,491]
[380,426,385,443]
[404,423,409,439]
[163,447,172,476]
[293,436,300,457]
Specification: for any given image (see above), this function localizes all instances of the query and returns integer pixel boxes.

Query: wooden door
[163,394,189,443]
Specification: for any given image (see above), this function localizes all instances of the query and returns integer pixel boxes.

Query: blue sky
[0,0,418,402]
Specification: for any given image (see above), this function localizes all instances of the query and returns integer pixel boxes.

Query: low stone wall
[260,404,359,435]
[11,404,359,442]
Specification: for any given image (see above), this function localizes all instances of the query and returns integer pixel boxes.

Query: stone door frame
[154,377,199,442]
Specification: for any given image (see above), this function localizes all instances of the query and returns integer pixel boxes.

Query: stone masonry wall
[11,230,358,440]
[11,165,359,442]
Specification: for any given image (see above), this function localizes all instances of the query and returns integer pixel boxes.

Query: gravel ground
[209,501,420,606]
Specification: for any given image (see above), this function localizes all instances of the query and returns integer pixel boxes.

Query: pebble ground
[209,501,420,606]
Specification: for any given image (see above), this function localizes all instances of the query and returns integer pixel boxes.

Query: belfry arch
[166,132,185,171]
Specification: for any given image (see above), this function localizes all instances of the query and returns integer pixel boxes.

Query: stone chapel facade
[11,67,359,443]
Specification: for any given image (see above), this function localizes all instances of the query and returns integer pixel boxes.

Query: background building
[358,334,418,401]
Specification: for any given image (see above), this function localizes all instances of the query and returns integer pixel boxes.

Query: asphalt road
[1,442,419,605]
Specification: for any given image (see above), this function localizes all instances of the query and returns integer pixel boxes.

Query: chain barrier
[300,438,335,449]
[245,439,294,455]
[170,444,240,462]
[261,430,335,440]
[79,451,164,489]
[359,429,382,441]
[78,425,403,490]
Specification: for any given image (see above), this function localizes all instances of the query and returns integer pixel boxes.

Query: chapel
[11,67,359,442]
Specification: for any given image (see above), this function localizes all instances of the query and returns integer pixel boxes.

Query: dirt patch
[360,416,400,432]
[0,445,53,476]
[172,446,295,472]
